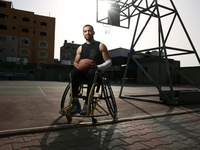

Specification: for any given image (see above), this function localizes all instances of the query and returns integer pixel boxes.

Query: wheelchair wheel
[60,83,72,122]
[103,78,118,119]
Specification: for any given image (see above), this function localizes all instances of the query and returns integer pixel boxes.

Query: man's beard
[85,35,93,42]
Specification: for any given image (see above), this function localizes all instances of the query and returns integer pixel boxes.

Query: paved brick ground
[0,112,200,150]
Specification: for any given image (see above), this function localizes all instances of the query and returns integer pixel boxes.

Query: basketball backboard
[96,0,131,28]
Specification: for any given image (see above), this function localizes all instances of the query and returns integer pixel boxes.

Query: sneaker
[70,100,81,115]
[81,103,90,115]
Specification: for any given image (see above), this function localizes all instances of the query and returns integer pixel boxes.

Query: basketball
[77,59,97,72]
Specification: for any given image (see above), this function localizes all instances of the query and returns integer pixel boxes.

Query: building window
[22,17,30,22]
[22,28,29,33]
[41,22,47,26]
[38,51,47,58]
[39,41,48,48]
[0,36,6,41]
[20,38,30,45]
[0,13,8,19]
[20,49,29,56]
[11,48,15,52]
[40,32,47,36]
[0,2,6,8]
[13,16,17,19]
[0,47,6,53]
[0,24,7,30]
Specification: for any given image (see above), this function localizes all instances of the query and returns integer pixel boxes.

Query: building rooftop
[108,48,129,66]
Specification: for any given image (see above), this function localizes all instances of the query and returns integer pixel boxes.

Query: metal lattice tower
[97,0,200,105]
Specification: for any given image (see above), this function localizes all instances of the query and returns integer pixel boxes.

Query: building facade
[0,1,55,66]
[60,40,80,65]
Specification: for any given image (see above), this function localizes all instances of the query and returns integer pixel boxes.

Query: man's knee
[71,68,79,78]
[87,68,96,76]
[87,69,97,81]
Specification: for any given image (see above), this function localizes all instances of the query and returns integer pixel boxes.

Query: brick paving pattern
[0,112,200,150]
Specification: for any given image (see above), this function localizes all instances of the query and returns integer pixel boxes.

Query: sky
[7,0,200,67]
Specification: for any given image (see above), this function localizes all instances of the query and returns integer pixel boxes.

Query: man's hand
[91,60,97,69]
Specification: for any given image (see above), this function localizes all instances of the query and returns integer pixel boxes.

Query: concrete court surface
[0,80,200,136]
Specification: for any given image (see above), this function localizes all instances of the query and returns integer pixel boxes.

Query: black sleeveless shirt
[81,41,104,65]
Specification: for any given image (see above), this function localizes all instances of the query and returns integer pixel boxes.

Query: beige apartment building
[0,1,55,66]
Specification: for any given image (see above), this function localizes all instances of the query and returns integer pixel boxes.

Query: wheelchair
[59,70,117,124]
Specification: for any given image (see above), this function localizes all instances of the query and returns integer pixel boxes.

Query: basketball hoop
[103,24,113,34]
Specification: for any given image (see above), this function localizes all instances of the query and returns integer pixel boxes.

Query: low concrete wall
[179,66,200,85]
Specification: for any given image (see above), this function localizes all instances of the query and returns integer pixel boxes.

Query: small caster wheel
[66,116,72,123]
[92,118,97,124]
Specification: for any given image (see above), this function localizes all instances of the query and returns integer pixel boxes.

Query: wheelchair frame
[59,70,117,123]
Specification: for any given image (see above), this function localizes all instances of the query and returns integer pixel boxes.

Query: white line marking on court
[38,86,46,96]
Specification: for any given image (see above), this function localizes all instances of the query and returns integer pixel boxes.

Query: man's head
[83,24,94,32]
[83,24,95,43]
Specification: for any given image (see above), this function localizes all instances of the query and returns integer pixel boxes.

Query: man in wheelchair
[70,24,112,115]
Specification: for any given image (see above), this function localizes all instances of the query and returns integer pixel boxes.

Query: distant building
[108,47,129,66]
[0,1,55,67]
[60,40,80,65]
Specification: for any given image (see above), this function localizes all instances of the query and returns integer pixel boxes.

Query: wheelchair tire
[103,78,118,119]
[61,83,72,117]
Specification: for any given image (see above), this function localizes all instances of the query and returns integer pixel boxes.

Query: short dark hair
[83,24,94,31]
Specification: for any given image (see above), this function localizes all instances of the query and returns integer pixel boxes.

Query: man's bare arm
[99,43,111,61]
[98,43,112,70]
[73,46,82,68]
